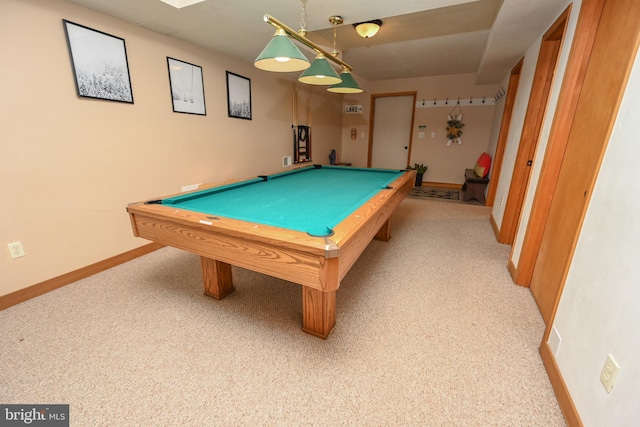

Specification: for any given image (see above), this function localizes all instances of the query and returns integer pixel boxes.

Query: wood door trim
[513,0,604,287]
[486,59,522,208]
[367,92,417,168]
[498,7,570,245]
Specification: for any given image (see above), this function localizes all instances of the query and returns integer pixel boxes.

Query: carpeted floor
[409,186,461,201]
[0,198,565,426]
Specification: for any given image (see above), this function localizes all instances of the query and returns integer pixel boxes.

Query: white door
[371,95,414,169]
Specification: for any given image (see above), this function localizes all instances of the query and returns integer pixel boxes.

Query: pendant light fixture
[298,53,342,85]
[328,69,363,93]
[255,1,364,93]
[254,28,310,72]
[298,15,341,86]
[326,16,362,93]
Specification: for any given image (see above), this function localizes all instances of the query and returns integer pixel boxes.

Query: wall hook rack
[415,95,496,108]
[493,87,506,102]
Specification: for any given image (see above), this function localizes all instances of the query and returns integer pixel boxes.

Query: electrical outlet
[8,241,26,259]
[600,353,621,393]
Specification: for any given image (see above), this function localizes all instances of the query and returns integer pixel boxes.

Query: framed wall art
[62,20,133,103]
[226,71,252,120]
[167,57,206,115]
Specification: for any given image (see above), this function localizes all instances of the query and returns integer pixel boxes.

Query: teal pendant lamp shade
[298,54,342,85]
[327,69,363,93]
[255,28,310,72]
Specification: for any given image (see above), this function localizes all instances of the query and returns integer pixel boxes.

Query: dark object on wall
[293,125,311,163]
[62,20,134,103]
[226,71,251,120]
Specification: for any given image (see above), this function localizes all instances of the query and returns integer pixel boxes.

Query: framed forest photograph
[167,57,206,115]
[62,20,133,103]
[226,71,252,120]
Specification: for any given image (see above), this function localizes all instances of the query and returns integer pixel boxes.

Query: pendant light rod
[263,14,353,71]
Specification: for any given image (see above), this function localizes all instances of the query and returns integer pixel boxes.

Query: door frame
[367,92,417,168]
[486,59,523,208]
[513,1,602,287]
[498,8,571,246]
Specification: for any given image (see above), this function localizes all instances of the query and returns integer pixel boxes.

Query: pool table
[127,165,415,338]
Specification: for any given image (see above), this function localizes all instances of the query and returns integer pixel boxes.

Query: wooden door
[512,0,605,288]
[498,9,570,245]
[530,0,640,323]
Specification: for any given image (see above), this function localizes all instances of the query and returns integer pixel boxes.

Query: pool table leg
[201,257,235,299]
[375,218,391,242]
[302,287,336,339]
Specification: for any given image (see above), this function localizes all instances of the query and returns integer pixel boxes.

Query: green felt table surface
[161,165,405,237]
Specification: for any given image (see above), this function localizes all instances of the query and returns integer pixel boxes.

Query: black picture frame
[167,57,206,115]
[62,20,133,103]
[226,71,252,120]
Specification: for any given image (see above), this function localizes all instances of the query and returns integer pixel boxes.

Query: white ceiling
[64,0,569,84]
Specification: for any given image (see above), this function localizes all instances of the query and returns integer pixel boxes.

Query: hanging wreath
[446,105,464,146]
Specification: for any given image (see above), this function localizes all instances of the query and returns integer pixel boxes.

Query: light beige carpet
[0,198,565,426]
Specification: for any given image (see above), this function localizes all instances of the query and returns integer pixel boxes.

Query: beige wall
[554,45,640,425]
[340,74,499,183]
[0,0,342,297]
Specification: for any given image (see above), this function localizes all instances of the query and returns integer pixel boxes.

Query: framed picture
[226,71,252,120]
[167,57,206,115]
[62,20,133,103]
